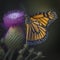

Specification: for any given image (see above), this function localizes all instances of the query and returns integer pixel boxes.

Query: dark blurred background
[0,0,60,60]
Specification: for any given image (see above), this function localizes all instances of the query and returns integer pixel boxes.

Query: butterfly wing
[26,11,57,45]
[26,17,48,41]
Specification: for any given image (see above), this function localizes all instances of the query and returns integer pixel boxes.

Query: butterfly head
[25,14,32,24]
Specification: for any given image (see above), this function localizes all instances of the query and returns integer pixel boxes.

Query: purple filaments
[3,10,25,28]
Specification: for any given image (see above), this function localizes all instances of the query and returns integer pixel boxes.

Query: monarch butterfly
[25,11,57,45]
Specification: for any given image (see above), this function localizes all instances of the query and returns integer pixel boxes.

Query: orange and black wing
[25,11,57,42]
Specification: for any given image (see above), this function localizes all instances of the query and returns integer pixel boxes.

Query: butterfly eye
[25,15,32,24]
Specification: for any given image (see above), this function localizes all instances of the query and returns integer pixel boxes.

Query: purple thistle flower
[3,10,25,28]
